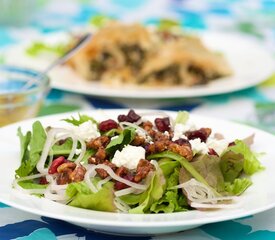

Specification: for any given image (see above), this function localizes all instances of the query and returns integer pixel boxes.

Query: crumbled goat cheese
[112,145,145,170]
[172,122,196,141]
[75,148,82,155]
[206,138,229,156]
[111,135,119,141]
[70,120,100,141]
[136,128,152,142]
[164,131,170,136]
[190,138,208,155]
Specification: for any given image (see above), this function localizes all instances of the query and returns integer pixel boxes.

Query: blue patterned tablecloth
[1,0,275,239]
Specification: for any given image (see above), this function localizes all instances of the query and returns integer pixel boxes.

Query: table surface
[1,0,275,239]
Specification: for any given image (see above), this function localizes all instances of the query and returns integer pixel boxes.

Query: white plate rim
[1,109,275,233]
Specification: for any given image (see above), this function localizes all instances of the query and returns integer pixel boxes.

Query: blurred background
[0,0,275,130]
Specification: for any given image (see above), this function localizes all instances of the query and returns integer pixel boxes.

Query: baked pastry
[67,22,232,87]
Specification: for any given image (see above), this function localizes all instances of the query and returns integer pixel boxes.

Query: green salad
[13,110,263,213]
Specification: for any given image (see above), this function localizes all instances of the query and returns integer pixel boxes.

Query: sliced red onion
[74,138,86,164]
[37,128,87,174]
[96,176,112,190]
[13,173,47,195]
[68,135,77,160]
[114,197,131,213]
[114,187,142,197]
[172,178,238,207]
[49,183,68,191]
[37,129,57,174]
[44,187,68,201]
[84,165,98,193]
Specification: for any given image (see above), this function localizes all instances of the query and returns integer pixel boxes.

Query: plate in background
[4,31,275,99]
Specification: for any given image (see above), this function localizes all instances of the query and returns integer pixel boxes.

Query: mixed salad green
[13,110,264,213]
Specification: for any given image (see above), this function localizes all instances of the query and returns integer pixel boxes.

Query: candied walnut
[134,159,154,182]
[153,131,171,141]
[56,162,76,185]
[131,135,146,146]
[95,147,107,162]
[96,168,109,179]
[87,136,110,149]
[96,160,117,179]
[69,165,86,182]
[142,120,153,130]
[56,172,71,185]
[168,143,193,161]
[115,166,129,177]
[142,121,156,137]
[57,162,76,173]
[88,157,99,164]
[146,140,169,154]
[185,128,212,143]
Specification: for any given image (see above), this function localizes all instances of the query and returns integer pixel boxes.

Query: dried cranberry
[99,119,118,132]
[117,114,127,122]
[127,109,141,123]
[174,138,191,148]
[114,174,134,190]
[48,156,66,174]
[117,109,141,123]
[228,142,236,147]
[39,177,49,185]
[208,148,218,156]
[185,128,211,143]
[155,117,170,132]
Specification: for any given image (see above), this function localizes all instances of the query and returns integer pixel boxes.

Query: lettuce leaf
[26,42,66,57]
[67,181,117,212]
[17,127,31,166]
[51,139,95,163]
[224,178,252,195]
[220,151,244,182]
[191,155,225,192]
[106,127,136,156]
[63,113,97,126]
[16,121,46,177]
[51,138,73,156]
[129,168,166,214]
[89,15,114,28]
[18,180,48,190]
[103,128,121,137]
[158,158,180,177]
[175,111,189,125]
[229,140,264,175]
[220,140,263,182]
[148,151,209,187]
[158,19,181,31]
[119,193,141,206]
[150,168,188,213]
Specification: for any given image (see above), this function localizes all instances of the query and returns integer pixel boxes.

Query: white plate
[1,109,275,235]
[4,31,275,99]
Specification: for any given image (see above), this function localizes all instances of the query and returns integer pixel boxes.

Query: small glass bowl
[0,66,50,127]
